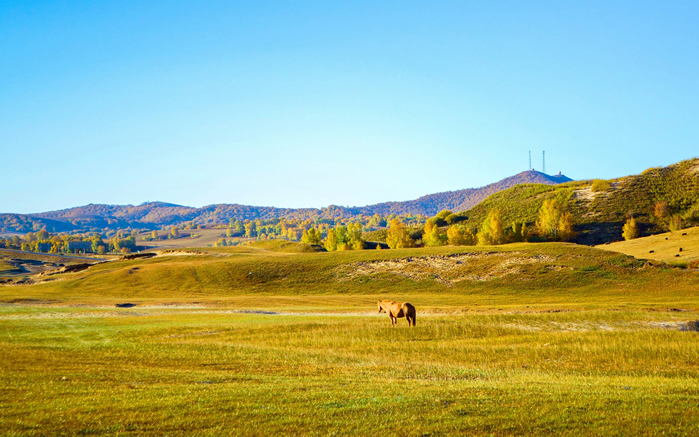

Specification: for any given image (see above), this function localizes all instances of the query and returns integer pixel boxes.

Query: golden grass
[1,307,698,435]
[598,225,699,265]
[1,243,699,434]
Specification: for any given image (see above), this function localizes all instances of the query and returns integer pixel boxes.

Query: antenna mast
[542,151,546,174]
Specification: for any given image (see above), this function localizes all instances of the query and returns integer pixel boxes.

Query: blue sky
[2,1,697,213]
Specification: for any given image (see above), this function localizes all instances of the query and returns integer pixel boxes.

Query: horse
[378,300,416,327]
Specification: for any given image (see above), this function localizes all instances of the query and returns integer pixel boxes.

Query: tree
[226,227,233,238]
[477,209,505,245]
[170,227,180,238]
[669,215,684,232]
[654,201,670,222]
[151,230,158,240]
[510,221,525,243]
[347,222,365,250]
[447,225,473,246]
[36,228,49,241]
[245,221,257,238]
[386,219,413,249]
[301,228,322,245]
[423,220,445,247]
[622,216,639,240]
[324,229,338,251]
[536,199,562,240]
[558,212,576,242]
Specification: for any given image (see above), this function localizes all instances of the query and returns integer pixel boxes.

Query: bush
[591,179,610,192]
[669,215,684,231]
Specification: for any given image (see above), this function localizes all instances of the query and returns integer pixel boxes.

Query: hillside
[2,242,692,299]
[597,226,699,265]
[457,158,699,245]
[1,170,571,234]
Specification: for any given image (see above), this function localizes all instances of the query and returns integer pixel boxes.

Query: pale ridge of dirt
[337,252,557,285]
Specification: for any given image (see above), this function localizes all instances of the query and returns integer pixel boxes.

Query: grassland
[598,226,699,266]
[136,228,254,250]
[1,243,698,435]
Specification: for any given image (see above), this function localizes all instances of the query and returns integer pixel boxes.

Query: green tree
[245,221,257,238]
[347,222,365,250]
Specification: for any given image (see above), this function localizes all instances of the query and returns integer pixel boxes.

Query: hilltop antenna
[529,151,531,171]
[542,151,546,174]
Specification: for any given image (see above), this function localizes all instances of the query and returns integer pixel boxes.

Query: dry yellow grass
[136,228,255,250]
[597,225,699,264]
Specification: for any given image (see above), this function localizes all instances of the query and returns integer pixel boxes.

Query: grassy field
[1,243,698,435]
[598,225,699,266]
[0,260,17,273]
[136,228,255,250]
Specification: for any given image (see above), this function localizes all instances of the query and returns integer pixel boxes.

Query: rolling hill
[456,158,699,245]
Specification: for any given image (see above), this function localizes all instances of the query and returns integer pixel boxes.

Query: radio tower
[542,150,546,174]
[529,151,532,171]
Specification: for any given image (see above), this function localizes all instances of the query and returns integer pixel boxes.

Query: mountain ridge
[1,170,571,233]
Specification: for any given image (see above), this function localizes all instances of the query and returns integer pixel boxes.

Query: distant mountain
[353,170,572,217]
[0,170,572,234]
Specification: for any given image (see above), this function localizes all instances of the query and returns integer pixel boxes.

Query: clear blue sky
[2,1,697,214]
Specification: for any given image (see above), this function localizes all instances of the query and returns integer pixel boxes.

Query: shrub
[591,179,610,192]
[622,216,639,240]
[669,215,684,231]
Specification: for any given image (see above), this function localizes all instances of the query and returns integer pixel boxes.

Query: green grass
[0,259,17,273]
[1,307,698,435]
[1,243,699,435]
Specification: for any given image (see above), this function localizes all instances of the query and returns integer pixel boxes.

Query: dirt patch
[574,187,597,202]
[121,253,157,261]
[156,250,208,257]
[337,252,557,285]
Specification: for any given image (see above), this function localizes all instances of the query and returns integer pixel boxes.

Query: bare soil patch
[337,252,557,285]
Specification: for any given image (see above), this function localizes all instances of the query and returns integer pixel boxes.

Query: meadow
[1,243,698,435]
[599,226,699,266]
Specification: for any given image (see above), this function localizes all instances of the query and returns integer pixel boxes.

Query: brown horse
[378,300,416,327]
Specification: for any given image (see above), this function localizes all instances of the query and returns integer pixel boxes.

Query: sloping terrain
[598,226,699,265]
[3,242,694,302]
[458,159,699,245]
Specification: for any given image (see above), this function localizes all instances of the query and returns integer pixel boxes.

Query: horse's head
[377,300,385,313]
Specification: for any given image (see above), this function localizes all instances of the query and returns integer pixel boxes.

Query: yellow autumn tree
[447,225,476,246]
[386,219,414,249]
[477,209,505,245]
[558,212,576,241]
[622,216,639,240]
[422,219,445,246]
[324,228,338,251]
